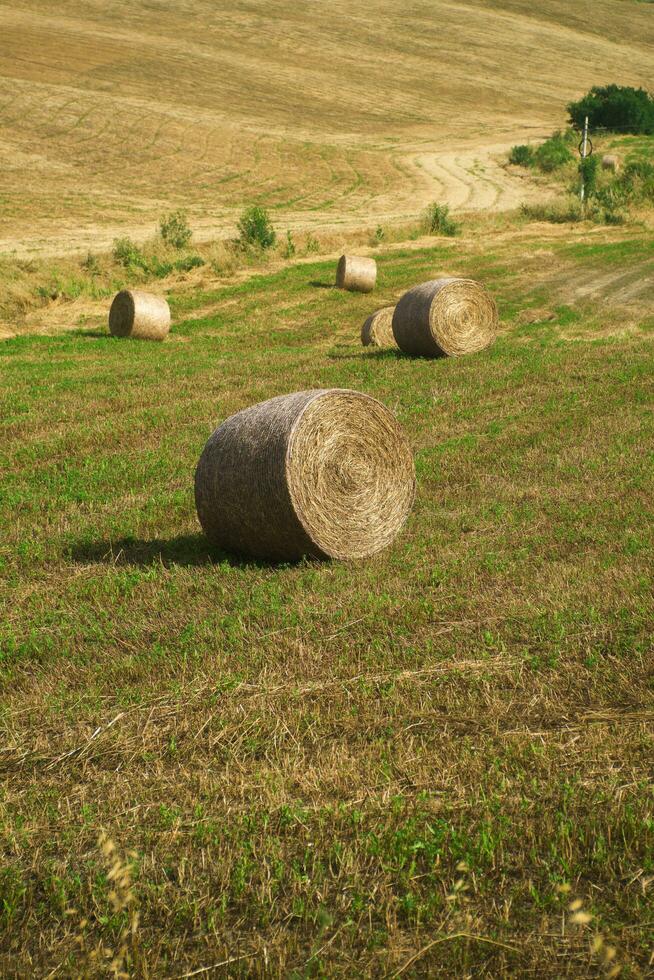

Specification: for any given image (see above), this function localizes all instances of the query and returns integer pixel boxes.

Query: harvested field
[2,1,654,973]
[2,229,654,975]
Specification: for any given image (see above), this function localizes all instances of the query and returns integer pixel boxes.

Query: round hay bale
[602,154,619,173]
[109,289,171,341]
[392,278,497,357]
[361,306,396,347]
[195,389,415,561]
[336,255,377,293]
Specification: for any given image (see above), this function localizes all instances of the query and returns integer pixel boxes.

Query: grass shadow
[70,534,286,569]
[327,348,412,361]
[310,280,335,289]
[69,329,111,339]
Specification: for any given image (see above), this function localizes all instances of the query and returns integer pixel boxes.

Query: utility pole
[579,115,589,205]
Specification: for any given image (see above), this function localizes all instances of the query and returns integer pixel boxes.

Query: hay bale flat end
[195,389,415,561]
[109,289,171,341]
[392,277,497,357]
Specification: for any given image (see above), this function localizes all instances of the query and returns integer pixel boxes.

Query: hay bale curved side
[195,389,415,561]
[361,306,396,347]
[109,289,171,341]
[336,255,377,293]
[601,154,619,172]
[392,278,497,357]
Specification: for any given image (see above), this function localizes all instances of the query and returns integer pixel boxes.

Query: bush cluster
[520,198,585,224]
[606,160,654,204]
[509,144,534,166]
[159,210,193,249]
[568,85,654,135]
[112,238,204,278]
[520,196,626,226]
[238,206,276,250]
[422,202,459,236]
[509,130,574,173]
[535,131,575,172]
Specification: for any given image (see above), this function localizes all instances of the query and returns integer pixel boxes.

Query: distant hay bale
[109,289,171,341]
[195,389,415,561]
[336,255,377,293]
[602,154,619,173]
[392,277,498,357]
[361,306,396,347]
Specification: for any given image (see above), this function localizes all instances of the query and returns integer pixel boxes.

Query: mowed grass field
[2,225,654,976]
[1,0,654,254]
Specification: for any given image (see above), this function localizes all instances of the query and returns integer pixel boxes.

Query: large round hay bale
[361,306,396,347]
[336,255,376,293]
[392,278,497,357]
[109,289,171,341]
[602,154,619,173]
[195,389,415,561]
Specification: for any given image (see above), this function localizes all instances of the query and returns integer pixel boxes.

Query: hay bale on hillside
[392,278,497,357]
[195,389,415,561]
[109,290,171,341]
[601,154,619,173]
[336,255,376,293]
[361,306,396,347]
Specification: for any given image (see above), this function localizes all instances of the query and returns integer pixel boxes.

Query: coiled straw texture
[109,289,171,341]
[361,306,396,347]
[195,389,415,561]
[392,278,497,357]
[336,255,377,293]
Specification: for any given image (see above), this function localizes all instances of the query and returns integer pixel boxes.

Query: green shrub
[422,202,459,236]
[237,206,276,250]
[594,160,654,212]
[620,160,654,203]
[283,230,296,258]
[81,252,101,276]
[520,198,584,223]
[591,191,628,225]
[568,85,654,135]
[595,184,625,211]
[113,238,147,270]
[579,155,600,198]
[509,144,534,167]
[174,254,205,272]
[112,237,204,278]
[521,196,628,226]
[534,132,574,172]
[602,206,628,226]
[145,255,205,278]
[159,210,192,249]
[304,234,320,254]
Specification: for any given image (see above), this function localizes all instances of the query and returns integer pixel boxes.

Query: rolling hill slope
[0,0,653,254]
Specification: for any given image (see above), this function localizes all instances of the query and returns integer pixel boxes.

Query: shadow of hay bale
[326,348,410,361]
[69,534,287,569]
[69,329,112,338]
[309,280,336,289]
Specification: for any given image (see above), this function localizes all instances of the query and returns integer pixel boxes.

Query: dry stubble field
[1,0,654,254]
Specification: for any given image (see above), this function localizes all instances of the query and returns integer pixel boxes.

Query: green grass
[1,238,654,976]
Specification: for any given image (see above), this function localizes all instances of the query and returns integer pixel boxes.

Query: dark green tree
[567,85,654,135]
